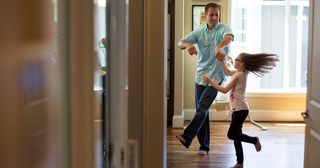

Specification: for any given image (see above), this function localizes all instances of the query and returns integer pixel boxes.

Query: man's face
[206,7,220,28]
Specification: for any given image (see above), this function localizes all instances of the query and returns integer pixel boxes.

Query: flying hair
[239,53,279,77]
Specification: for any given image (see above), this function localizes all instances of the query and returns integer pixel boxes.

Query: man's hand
[177,40,198,55]
[187,45,198,56]
[215,48,226,61]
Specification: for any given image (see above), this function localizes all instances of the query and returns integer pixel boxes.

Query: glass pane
[231,0,309,92]
[93,0,108,167]
[300,6,309,88]
[260,5,285,89]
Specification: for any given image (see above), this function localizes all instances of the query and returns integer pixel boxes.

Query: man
[176,2,234,156]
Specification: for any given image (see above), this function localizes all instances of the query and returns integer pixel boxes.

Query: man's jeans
[182,83,219,151]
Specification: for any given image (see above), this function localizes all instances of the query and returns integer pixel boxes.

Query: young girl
[203,52,278,168]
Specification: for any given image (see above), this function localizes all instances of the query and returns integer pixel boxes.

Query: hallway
[167,122,305,168]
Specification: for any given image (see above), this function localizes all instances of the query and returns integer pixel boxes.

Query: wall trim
[172,114,184,128]
[184,109,304,122]
[247,92,306,98]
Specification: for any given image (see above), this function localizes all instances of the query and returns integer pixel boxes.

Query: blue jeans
[182,82,220,151]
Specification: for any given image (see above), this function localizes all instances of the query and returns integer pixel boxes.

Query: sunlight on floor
[275,123,306,127]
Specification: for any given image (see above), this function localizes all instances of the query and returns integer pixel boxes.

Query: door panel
[307,100,320,133]
[304,0,320,167]
[308,129,320,167]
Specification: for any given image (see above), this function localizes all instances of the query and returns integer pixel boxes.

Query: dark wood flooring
[167,122,305,168]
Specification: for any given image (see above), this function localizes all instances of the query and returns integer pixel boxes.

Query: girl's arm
[203,75,239,94]
[220,60,237,76]
[215,35,234,60]
[216,50,236,76]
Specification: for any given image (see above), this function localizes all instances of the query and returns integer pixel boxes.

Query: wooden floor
[167,122,305,168]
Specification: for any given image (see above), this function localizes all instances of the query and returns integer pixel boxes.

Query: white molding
[172,114,184,128]
[173,0,185,123]
[246,92,306,98]
[184,109,304,122]
[184,109,231,121]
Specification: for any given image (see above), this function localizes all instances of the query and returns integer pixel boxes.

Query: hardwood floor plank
[167,122,305,168]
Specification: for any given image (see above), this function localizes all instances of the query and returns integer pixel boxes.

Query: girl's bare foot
[198,150,208,157]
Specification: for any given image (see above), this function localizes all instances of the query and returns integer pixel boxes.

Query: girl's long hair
[240,53,279,77]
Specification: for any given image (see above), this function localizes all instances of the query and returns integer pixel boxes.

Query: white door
[303,0,320,167]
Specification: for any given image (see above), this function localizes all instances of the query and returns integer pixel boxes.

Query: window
[230,0,309,92]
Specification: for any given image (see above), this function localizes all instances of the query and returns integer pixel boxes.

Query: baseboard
[183,109,304,122]
[172,114,184,128]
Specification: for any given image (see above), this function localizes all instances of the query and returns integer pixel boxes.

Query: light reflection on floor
[275,123,306,127]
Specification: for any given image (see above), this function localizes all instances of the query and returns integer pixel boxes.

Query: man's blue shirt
[182,23,233,85]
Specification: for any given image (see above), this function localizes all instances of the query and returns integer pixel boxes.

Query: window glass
[231,0,309,92]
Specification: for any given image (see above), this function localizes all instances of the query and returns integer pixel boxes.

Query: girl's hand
[203,76,210,83]
[215,48,226,61]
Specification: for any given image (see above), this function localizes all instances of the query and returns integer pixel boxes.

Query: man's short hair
[205,2,221,13]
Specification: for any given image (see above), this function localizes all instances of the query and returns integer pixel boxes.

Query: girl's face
[234,55,245,70]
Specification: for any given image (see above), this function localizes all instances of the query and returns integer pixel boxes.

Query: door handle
[301,109,309,119]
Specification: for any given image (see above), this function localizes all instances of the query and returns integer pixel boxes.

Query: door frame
[143,0,167,167]
[67,0,95,168]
